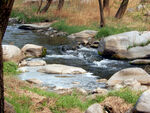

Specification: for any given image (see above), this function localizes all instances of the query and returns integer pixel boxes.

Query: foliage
[108,88,142,105]
[5,92,32,113]
[51,20,97,35]
[95,26,131,38]
[11,9,47,23]
[3,62,19,75]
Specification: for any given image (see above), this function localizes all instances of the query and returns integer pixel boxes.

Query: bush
[3,62,19,75]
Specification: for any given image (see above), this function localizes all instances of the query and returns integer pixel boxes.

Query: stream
[3,25,137,90]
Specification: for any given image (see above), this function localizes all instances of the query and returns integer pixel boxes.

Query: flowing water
[3,25,137,90]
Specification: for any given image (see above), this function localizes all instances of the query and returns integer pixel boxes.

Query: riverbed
[3,25,137,90]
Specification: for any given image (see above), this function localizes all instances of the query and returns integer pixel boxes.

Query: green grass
[3,62,19,75]
[5,92,32,113]
[108,88,141,105]
[95,26,132,38]
[51,20,97,35]
[11,9,47,23]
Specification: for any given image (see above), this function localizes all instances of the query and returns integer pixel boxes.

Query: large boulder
[38,64,87,74]
[68,30,98,44]
[134,89,150,113]
[107,68,150,86]
[85,103,104,113]
[98,31,150,59]
[21,44,47,58]
[3,45,24,63]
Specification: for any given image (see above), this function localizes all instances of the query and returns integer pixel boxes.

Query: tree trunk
[103,0,110,16]
[115,0,129,19]
[40,0,53,13]
[57,0,64,11]
[0,0,15,112]
[37,0,43,13]
[98,0,105,27]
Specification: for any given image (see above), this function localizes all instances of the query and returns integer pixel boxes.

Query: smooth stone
[21,44,46,58]
[96,79,108,83]
[130,59,150,65]
[68,30,98,44]
[92,88,108,95]
[26,78,43,84]
[3,45,24,63]
[134,89,150,112]
[19,22,52,30]
[19,60,46,67]
[98,31,150,59]
[85,103,104,113]
[107,68,150,86]
[38,64,87,74]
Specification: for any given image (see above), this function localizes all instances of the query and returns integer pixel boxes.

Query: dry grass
[12,0,150,30]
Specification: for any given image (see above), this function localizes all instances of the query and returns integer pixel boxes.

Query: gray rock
[3,45,24,63]
[19,23,51,30]
[26,78,43,84]
[98,31,150,59]
[38,64,87,74]
[19,60,46,66]
[68,30,98,44]
[85,103,104,113]
[21,44,47,58]
[134,89,150,112]
[107,68,150,86]
[130,59,150,65]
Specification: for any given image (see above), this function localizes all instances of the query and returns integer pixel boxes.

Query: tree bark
[40,0,53,13]
[57,0,64,11]
[98,0,105,27]
[115,0,129,19]
[0,0,15,112]
[103,0,110,16]
[37,0,43,13]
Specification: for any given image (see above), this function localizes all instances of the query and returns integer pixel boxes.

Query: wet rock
[107,68,150,86]
[134,89,150,113]
[38,64,87,74]
[19,22,52,30]
[96,79,108,83]
[19,60,46,66]
[4,101,16,113]
[130,59,150,65]
[21,44,47,58]
[3,45,24,63]
[9,17,21,24]
[98,31,150,59]
[18,67,29,73]
[26,78,43,84]
[68,30,98,45]
[85,103,104,113]
[72,81,80,84]
[101,97,132,113]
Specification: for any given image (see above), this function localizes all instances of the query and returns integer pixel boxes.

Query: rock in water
[3,45,24,63]
[134,89,150,113]
[68,30,98,45]
[85,103,104,113]
[18,23,51,30]
[130,59,150,65]
[98,31,150,59]
[38,64,87,74]
[21,44,47,58]
[107,68,150,86]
